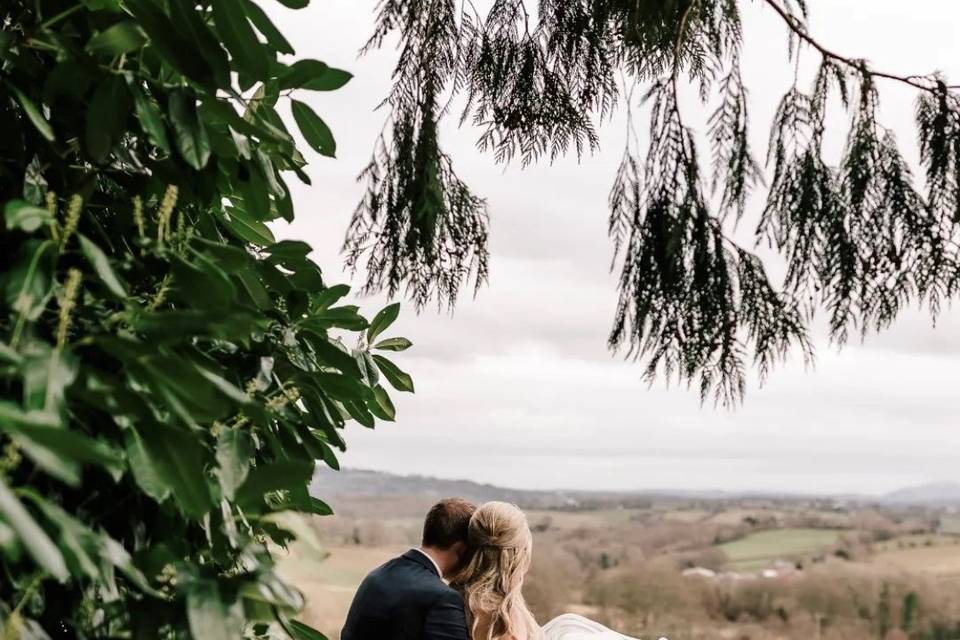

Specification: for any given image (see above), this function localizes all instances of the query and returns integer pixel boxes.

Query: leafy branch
[0,1,413,637]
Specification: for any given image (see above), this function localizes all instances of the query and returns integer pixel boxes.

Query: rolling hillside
[310,468,960,509]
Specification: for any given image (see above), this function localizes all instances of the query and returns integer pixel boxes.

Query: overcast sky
[267,1,960,496]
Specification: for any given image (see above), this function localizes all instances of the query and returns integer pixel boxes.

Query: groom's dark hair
[422,498,476,549]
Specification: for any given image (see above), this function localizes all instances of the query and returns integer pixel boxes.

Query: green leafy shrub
[0,1,413,637]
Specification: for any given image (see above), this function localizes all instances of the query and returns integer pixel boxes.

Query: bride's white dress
[541,613,640,639]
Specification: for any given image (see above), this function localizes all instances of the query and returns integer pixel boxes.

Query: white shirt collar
[411,547,443,578]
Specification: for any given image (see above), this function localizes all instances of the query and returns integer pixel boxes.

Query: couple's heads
[422,499,533,585]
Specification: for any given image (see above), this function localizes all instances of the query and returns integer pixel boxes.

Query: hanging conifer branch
[762,0,960,94]
[357,0,960,403]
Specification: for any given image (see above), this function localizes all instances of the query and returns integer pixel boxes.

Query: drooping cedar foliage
[348,0,960,403]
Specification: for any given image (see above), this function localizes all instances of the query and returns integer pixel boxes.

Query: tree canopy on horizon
[348,0,960,404]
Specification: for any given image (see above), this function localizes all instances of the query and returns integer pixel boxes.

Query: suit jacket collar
[402,548,441,578]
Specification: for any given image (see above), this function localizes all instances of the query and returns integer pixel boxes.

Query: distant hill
[311,469,960,509]
[310,467,590,509]
[882,482,960,506]
[311,468,807,510]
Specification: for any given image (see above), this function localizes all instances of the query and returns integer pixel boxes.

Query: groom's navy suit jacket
[341,549,470,640]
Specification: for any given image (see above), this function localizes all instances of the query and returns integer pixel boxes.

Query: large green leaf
[215,427,253,501]
[0,31,13,61]
[126,423,211,518]
[257,148,285,196]
[9,85,54,141]
[0,342,22,365]
[367,302,401,342]
[264,239,310,260]
[132,309,264,343]
[313,372,366,402]
[0,401,123,484]
[123,430,168,504]
[4,200,52,233]
[9,422,122,481]
[169,90,211,170]
[0,400,78,484]
[5,240,54,323]
[196,367,249,404]
[0,480,68,582]
[0,519,14,550]
[87,75,131,162]
[267,254,324,292]
[218,206,275,246]
[22,490,156,595]
[133,352,236,424]
[288,419,335,466]
[186,579,245,640]
[234,459,314,512]
[344,397,375,428]
[278,60,329,90]
[297,384,346,451]
[21,345,77,413]
[244,0,294,55]
[235,266,273,309]
[275,486,332,516]
[169,254,236,311]
[0,401,59,429]
[128,81,171,153]
[239,571,304,614]
[233,159,272,220]
[98,528,160,596]
[373,337,413,352]
[82,0,123,10]
[79,234,127,298]
[125,0,213,85]
[359,351,379,387]
[212,0,270,78]
[169,0,231,89]
[313,284,350,310]
[369,385,396,421]
[372,355,415,393]
[25,491,102,580]
[288,619,329,640]
[87,21,146,56]
[305,335,361,377]
[202,97,290,145]
[291,100,336,157]
[302,67,352,92]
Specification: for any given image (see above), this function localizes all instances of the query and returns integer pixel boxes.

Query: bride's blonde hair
[452,502,543,640]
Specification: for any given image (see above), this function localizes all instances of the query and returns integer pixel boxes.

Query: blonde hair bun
[469,502,532,551]
[454,502,542,640]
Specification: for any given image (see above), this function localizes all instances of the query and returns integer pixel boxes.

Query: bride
[450,502,641,640]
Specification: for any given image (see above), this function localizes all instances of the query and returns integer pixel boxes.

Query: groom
[340,497,476,640]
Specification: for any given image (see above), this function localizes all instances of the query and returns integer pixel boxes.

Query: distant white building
[681,567,717,579]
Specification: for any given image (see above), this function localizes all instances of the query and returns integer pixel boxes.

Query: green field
[719,528,845,571]
[941,515,960,535]
[873,538,960,576]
